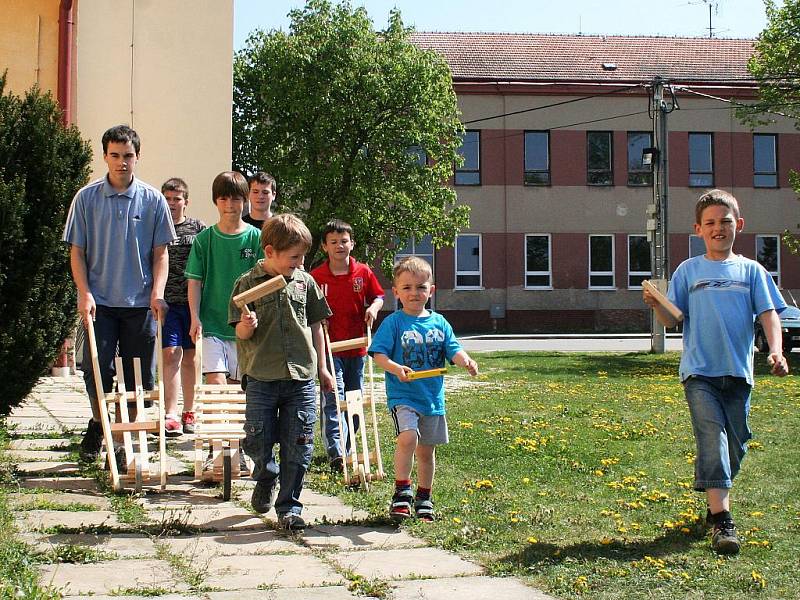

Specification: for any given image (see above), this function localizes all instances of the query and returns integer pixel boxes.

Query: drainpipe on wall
[57,0,74,126]
[54,0,75,376]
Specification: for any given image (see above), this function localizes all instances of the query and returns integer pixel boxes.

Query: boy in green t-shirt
[185,171,263,385]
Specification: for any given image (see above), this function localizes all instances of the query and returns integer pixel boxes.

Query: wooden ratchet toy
[406,367,447,380]
[642,280,683,322]
[232,275,286,315]
[329,336,369,353]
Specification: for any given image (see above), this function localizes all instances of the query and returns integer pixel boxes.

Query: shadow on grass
[495,529,704,573]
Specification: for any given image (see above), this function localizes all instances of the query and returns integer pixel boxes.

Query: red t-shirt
[311,257,384,357]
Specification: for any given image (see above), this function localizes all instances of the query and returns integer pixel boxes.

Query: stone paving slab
[6,418,63,432]
[390,575,556,599]
[145,506,266,531]
[39,558,183,596]
[14,461,79,476]
[332,546,484,581]
[17,476,99,491]
[203,553,346,589]
[159,530,307,559]
[24,533,158,558]
[9,491,112,510]
[303,524,426,550]
[8,438,71,450]
[17,509,121,532]
[206,586,358,599]
[8,449,72,461]
[65,596,202,600]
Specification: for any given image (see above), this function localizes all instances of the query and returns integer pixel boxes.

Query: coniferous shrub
[0,75,91,414]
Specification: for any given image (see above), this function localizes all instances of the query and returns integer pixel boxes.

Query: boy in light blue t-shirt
[644,189,788,556]
[369,256,478,522]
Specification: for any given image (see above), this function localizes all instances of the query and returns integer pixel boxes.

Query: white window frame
[524,234,552,290]
[394,235,435,310]
[688,234,705,258]
[455,234,482,290]
[589,234,615,290]
[627,234,651,289]
[756,234,781,286]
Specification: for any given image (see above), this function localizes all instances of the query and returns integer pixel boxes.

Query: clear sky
[234,0,770,50]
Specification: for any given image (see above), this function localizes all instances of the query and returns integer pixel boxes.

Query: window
[627,132,653,186]
[756,235,780,285]
[455,234,481,288]
[627,235,651,288]
[689,133,713,187]
[408,145,427,166]
[753,134,777,188]
[525,234,551,288]
[395,235,435,309]
[589,235,615,288]
[587,131,613,185]
[524,131,550,185]
[689,234,705,258]
[455,130,480,185]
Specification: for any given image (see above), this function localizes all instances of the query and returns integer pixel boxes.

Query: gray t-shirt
[63,176,176,307]
[165,217,205,304]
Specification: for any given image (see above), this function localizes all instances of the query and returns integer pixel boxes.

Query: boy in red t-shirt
[311,220,384,471]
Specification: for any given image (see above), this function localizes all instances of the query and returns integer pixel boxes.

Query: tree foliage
[233,0,469,272]
[0,75,91,414]
[744,0,800,253]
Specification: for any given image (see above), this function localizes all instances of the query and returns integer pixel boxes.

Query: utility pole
[647,77,671,353]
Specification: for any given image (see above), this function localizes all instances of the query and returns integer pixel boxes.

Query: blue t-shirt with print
[668,254,786,385]
[368,310,462,415]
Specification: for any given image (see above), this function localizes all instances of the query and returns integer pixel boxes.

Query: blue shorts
[162,304,195,349]
[683,375,752,491]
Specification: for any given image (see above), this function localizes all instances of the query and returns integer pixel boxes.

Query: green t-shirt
[184,224,263,340]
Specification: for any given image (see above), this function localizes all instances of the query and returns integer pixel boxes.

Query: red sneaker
[165,414,183,437]
[181,411,196,434]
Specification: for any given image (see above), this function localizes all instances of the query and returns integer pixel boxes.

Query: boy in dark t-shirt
[162,178,205,435]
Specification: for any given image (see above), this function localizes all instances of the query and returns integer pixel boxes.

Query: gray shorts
[390,405,449,446]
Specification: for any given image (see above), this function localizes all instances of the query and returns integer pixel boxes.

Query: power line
[462,85,643,125]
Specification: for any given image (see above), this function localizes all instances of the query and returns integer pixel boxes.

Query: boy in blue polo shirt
[64,125,175,462]
[644,189,788,555]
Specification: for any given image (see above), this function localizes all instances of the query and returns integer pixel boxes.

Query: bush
[0,74,91,414]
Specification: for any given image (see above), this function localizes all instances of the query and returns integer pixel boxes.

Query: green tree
[744,0,800,252]
[0,75,91,414]
[234,0,469,272]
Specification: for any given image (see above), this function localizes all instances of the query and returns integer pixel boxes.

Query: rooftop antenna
[578,15,582,36]
[703,0,719,38]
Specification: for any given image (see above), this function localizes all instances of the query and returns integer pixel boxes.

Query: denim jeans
[320,355,364,459]
[242,378,317,516]
[683,375,752,491]
[82,305,156,419]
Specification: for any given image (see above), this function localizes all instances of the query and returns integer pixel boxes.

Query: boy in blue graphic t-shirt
[369,256,478,522]
[644,189,788,555]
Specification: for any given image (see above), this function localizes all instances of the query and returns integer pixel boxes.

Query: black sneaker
[330,456,344,473]
[251,479,277,514]
[113,446,128,474]
[712,518,740,555]
[278,513,306,531]
[79,418,104,461]
[389,489,414,520]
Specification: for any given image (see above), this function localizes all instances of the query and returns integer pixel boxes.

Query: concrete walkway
[4,375,553,599]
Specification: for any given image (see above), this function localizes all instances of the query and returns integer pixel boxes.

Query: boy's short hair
[261,213,312,253]
[248,171,276,194]
[393,256,433,284]
[211,171,249,204]
[321,219,353,242]
[102,124,140,155]
[161,177,189,198]
[695,189,740,223]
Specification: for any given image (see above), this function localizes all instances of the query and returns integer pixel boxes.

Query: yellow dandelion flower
[527,536,538,544]
[452,517,462,524]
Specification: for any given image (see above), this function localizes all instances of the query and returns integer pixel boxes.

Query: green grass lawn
[307,351,800,599]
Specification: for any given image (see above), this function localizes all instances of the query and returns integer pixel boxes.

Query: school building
[404,33,800,333]
[0,0,233,209]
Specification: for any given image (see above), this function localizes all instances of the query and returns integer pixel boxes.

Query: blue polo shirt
[63,176,176,308]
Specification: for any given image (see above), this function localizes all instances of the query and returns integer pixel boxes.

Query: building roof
[411,32,756,84]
